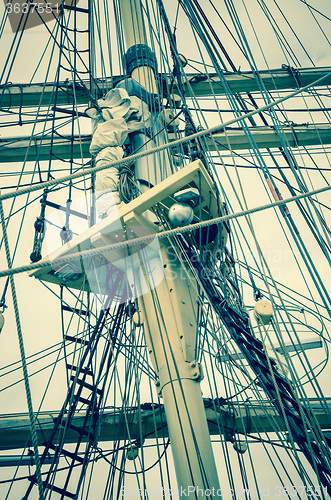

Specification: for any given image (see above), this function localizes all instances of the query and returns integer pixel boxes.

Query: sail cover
[86,87,151,217]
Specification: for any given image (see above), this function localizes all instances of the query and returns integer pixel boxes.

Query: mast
[117,0,220,494]
[1,1,331,497]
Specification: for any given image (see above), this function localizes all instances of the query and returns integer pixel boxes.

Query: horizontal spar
[1,123,331,163]
[0,135,91,163]
[0,398,330,451]
[208,123,331,151]
[1,67,331,109]
[184,66,331,97]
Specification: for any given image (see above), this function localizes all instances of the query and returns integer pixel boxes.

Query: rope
[0,198,45,500]
[0,182,329,280]
[118,163,139,203]
[0,70,330,204]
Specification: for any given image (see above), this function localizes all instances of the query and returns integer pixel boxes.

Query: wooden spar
[1,66,331,108]
[2,123,331,163]
[0,398,330,453]
[117,0,220,494]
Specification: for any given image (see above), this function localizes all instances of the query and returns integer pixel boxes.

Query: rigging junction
[1,1,331,498]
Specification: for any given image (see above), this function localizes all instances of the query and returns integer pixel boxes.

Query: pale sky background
[0,0,331,498]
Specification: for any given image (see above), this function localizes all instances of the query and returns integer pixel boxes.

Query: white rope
[0,197,45,500]
[0,71,330,204]
[0,182,329,280]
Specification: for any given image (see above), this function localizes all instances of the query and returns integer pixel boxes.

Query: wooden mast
[117,0,220,495]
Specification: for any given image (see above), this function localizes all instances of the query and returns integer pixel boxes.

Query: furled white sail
[86,87,151,216]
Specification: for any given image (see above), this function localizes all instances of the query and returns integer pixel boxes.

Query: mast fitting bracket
[155,360,204,396]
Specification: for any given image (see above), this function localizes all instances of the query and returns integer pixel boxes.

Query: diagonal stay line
[1,71,331,203]
[0,183,330,279]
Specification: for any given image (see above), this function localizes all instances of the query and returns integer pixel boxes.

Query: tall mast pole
[118,0,157,94]
[118,0,220,496]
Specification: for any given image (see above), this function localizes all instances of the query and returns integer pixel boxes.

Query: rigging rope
[1,70,330,204]
[0,197,45,500]
[0,182,329,280]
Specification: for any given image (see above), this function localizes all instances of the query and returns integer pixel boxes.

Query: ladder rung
[250,358,269,371]
[324,435,331,447]
[66,364,93,376]
[280,391,300,410]
[273,372,292,392]
[262,381,299,410]
[44,483,76,499]
[65,335,89,346]
[284,409,303,426]
[48,444,84,463]
[317,462,331,476]
[69,424,89,437]
[76,395,92,406]
[71,377,102,395]
[62,305,90,315]
[242,334,264,351]
[63,4,89,13]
